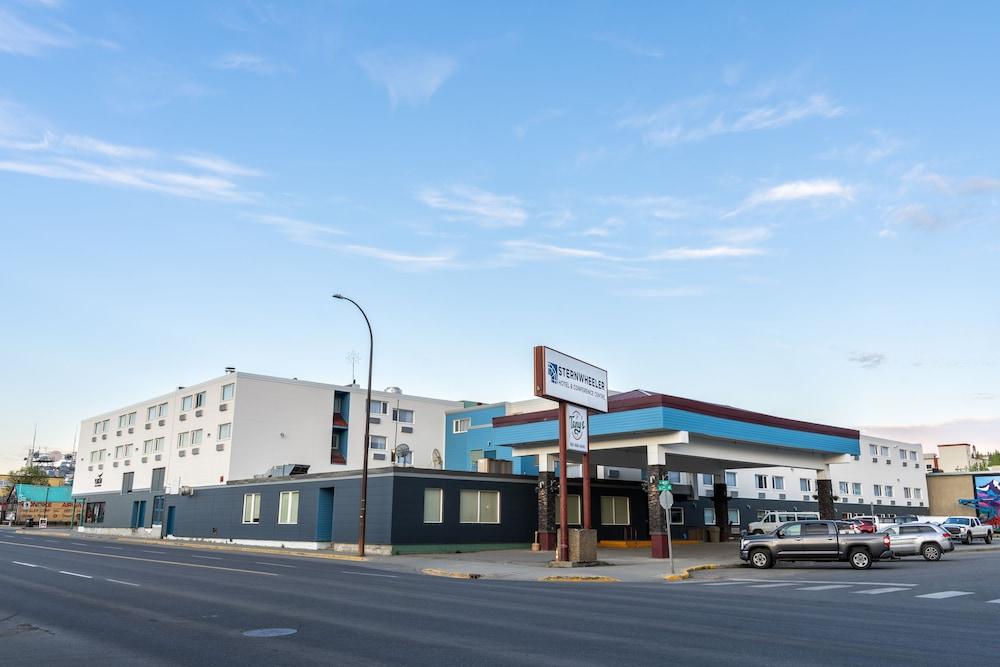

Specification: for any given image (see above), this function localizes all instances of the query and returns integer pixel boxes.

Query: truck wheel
[749,548,773,569]
[986,531,993,544]
[922,543,941,561]
[964,531,972,545]
[849,548,872,570]
[751,530,764,535]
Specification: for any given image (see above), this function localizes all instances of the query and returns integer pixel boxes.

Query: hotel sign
[566,403,589,454]
[534,346,609,413]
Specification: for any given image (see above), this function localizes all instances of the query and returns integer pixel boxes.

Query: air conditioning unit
[158,419,166,426]
[113,462,119,468]
[369,417,380,424]
[401,426,413,434]
[141,456,148,463]
[87,465,93,472]
[116,430,122,437]
[728,489,739,498]
[91,436,96,442]
[191,448,200,455]
[871,458,877,463]
[101,434,107,440]
[179,414,187,421]
[145,423,152,430]
[128,427,134,434]
[179,486,195,496]
[154,454,162,461]
[195,409,203,417]
[216,443,225,451]
[779,493,786,500]
[178,450,186,458]
[124,460,130,466]
[219,403,228,412]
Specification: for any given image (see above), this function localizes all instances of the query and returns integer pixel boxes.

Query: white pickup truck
[940,516,994,544]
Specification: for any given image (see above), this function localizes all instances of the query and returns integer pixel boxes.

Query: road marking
[987,599,1000,604]
[102,546,124,550]
[339,571,399,578]
[254,562,297,568]
[106,578,140,587]
[747,583,798,588]
[0,540,278,577]
[12,561,40,568]
[141,550,167,555]
[854,587,910,595]
[701,582,746,586]
[59,570,92,579]
[730,578,918,587]
[43,539,60,543]
[798,584,852,591]
[71,542,88,546]
[915,591,974,600]
[191,555,222,560]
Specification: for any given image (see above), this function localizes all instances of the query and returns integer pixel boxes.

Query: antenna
[346,350,361,384]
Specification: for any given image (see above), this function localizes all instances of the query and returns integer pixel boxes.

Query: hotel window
[755,474,767,489]
[142,439,155,454]
[869,444,878,456]
[157,403,168,418]
[668,471,682,484]
[600,496,630,526]
[194,391,206,408]
[181,395,193,411]
[127,412,136,427]
[839,481,849,495]
[903,487,912,499]
[772,476,785,491]
[460,490,500,524]
[725,471,737,487]
[704,508,716,525]
[670,507,684,525]
[898,449,907,460]
[93,421,100,434]
[121,471,134,494]
[114,445,125,459]
[852,482,862,496]
[873,484,882,497]
[123,444,133,458]
[190,429,203,445]
[702,474,715,486]
[150,467,165,493]
[884,485,893,498]
[84,502,105,524]
[218,423,232,441]
[369,435,387,450]
[118,414,127,429]
[392,408,414,424]
[915,488,922,499]
[177,431,189,448]
[369,399,388,415]
[909,450,917,461]
[221,383,235,401]
[880,446,890,458]
[278,491,300,524]
[147,406,157,422]
[242,493,261,524]
[800,478,812,492]
[423,488,443,523]
[453,418,471,434]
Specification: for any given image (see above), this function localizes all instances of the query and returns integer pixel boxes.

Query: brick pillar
[537,471,557,550]
[816,478,835,520]
[648,464,669,558]
[713,482,731,541]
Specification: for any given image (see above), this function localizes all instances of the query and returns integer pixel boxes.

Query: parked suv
[940,516,994,544]
[740,520,893,570]
[747,511,820,535]
[881,523,954,560]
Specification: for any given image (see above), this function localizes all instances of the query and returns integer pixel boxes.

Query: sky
[1,1,999,471]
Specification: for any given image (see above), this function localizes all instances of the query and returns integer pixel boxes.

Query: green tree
[7,466,49,486]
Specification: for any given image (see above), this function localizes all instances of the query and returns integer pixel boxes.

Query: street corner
[664,563,722,582]
[421,567,483,579]
[539,575,621,583]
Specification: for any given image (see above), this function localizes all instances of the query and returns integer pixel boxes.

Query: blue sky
[2,1,999,469]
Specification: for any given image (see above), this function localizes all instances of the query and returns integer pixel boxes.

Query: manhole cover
[242,628,297,638]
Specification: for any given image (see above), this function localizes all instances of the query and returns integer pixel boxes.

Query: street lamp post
[332,294,374,557]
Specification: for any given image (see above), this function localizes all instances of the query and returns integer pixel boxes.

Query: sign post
[659,487,675,574]
[534,346,608,563]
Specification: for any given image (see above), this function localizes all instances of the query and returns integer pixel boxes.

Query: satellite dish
[432,448,443,470]
[394,444,412,466]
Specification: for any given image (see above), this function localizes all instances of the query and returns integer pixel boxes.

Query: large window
[118,414,127,429]
[221,383,235,401]
[217,422,232,441]
[423,488,443,523]
[880,446,890,458]
[706,508,741,526]
[725,471,737,487]
[869,444,878,456]
[369,399,388,415]
[146,406,157,422]
[114,445,125,459]
[242,493,261,524]
[601,496,630,526]
[755,474,767,489]
[453,418,471,434]
[557,494,582,526]
[839,481,849,494]
[873,484,882,497]
[393,408,414,424]
[181,395,193,411]
[190,429,203,445]
[884,485,894,498]
[127,412,136,427]
[158,403,168,418]
[915,488,922,499]
[670,507,684,525]
[177,431,189,448]
[459,490,500,524]
[800,478,812,492]
[909,450,917,461]
[84,502,105,523]
[772,476,785,490]
[143,438,163,454]
[195,391,206,408]
[150,467,165,493]
[369,435,387,450]
[903,487,912,499]
[278,491,299,524]
[852,482,862,496]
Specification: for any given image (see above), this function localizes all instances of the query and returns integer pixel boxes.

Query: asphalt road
[1,529,997,666]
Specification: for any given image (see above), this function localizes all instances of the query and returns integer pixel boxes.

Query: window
[704,507,716,525]
[884,485,893,498]
[459,490,500,524]
[369,399,387,415]
[869,444,878,456]
[839,481,849,494]
[143,439,153,454]
[369,435,387,450]
[127,412,136,427]
[880,446,890,458]
[242,493,261,524]
[909,450,917,461]
[158,403,168,418]
[221,383,235,401]
[600,496,630,525]
[914,488,922,499]
[217,422,232,441]
[668,471,682,483]
[94,419,109,434]
[84,502,105,523]
[803,522,831,536]
[725,471,737,487]
[114,445,124,459]
[176,431,188,448]
[423,488,443,523]
[151,467,165,493]
[151,496,165,525]
[772,476,785,491]
[89,449,106,463]
[567,494,582,525]
[800,478,812,492]
[727,509,740,526]
[702,473,715,485]
[898,449,907,460]
[181,395,193,411]
[93,421,99,434]
[147,406,157,422]
[903,487,912,499]
[852,482,862,496]
[755,474,767,489]
[278,491,300,524]
[873,484,882,497]
[190,429,203,445]
[194,391,206,408]
[670,507,684,525]
[453,418,471,434]
[118,414,127,429]
[121,471,134,494]
[781,523,802,537]
[393,408,414,424]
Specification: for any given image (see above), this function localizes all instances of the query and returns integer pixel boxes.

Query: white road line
[103,546,124,550]
[254,562,297,568]
[854,587,910,595]
[701,582,746,586]
[12,561,40,568]
[798,584,852,591]
[71,542,88,546]
[339,571,399,578]
[106,579,140,587]
[987,599,1000,604]
[748,583,798,588]
[730,578,918,587]
[191,555,222,560]
[915,591,974,600]
[59,570,93,579]
[141,550,167,555]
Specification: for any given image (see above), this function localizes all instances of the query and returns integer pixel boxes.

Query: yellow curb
[421,568,482,579]
[540,575,621,583]
[664,563,719,582]
[62,533,367,561]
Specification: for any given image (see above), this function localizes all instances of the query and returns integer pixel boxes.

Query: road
[0,528,997,665]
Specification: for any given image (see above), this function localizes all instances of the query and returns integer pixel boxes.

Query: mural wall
[972,474,1000,527]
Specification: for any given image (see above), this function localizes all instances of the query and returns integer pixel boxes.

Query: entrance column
[712,473,731,542]
[536,454,557,551]
[647,463,670,559]
[816,467,835,520]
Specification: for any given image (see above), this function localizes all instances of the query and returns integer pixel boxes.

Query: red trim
[332,414,348,428]
[493,390,858,439]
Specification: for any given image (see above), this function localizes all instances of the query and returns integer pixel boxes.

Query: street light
[332,293,374,557]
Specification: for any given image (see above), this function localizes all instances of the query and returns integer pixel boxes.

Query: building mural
[966,474,1000,527]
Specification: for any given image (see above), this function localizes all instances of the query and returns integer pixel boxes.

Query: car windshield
[945,517,968,525]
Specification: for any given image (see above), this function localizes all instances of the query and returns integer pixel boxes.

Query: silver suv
[882,523,954,561]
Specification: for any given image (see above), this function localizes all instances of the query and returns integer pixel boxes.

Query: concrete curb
[421,567,483,579]
[663,563,720,582]
[539,575,621,583]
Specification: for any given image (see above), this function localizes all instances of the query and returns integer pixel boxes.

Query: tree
[7,466,49,487]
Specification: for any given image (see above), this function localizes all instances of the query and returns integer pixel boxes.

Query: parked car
[740,520,893,570]
[747,511,820,535]
[892,514,920,525]
[855,518,877,533]
[881,523,954,560]
[852,515,896,532]
[836,520,861,534]
[940,516,994,544]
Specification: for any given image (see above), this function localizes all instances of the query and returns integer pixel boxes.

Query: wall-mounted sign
[534,346,609,413]
[566,403,589,454]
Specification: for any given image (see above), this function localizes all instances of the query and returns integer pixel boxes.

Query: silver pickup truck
[740,520,892,570]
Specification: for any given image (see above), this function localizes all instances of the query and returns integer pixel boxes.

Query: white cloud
[596,195,693,220]
[215,52,276,74]
[820,130,900,163]
[726,178,854,217]
[959,177,1000,194]
[176,153,262,177]
[501,240,614,261]
[0,8,71,55]
[255,215,345,243]
[60,134,154,159]
[618,287,705,298]
[849,352,886,370]
[582,216,624,237]
[418,185,526,227]
[889,204,942,229]
[712,225,773,244]
[646,245,764,261]
[342,244,456,269]
[358,51,457,107]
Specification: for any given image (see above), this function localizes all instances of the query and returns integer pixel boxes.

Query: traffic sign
[657,480,672,492]
[659,490,673,510]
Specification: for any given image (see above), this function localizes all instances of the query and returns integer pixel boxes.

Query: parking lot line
[987,599,1000,604]
[797,585,852,591]
[747,583,798,588]
[59,570,92,579]
[12,561,40,568]
[915,591,974,600]
[854,587,910,595]
[702,582,746,586]
[729,578,917,587]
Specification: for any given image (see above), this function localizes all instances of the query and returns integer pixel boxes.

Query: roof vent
[225,367,236,374]
[385,386,402,394]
